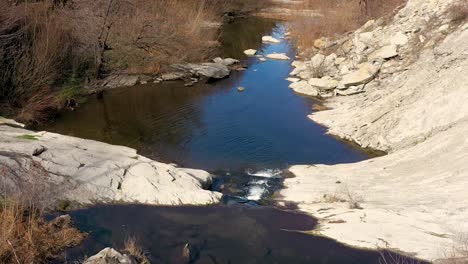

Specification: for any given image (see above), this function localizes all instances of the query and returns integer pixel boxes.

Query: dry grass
[0,199,85,263]
[123,236,149,264]
[289,0,406,52]
[1,0,266,124]
[379,250,425,264]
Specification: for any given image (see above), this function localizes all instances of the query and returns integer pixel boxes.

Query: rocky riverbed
[279,0,468,261]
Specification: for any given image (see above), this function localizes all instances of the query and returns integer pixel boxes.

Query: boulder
[161,72,185,81]
[369,45,398,60]
[308,77,339,91]
[213,57,239,66]
[172,63,230,79]
[310,54,326,68]
[84,248,136,264]
[258,57,267,62]
[266,53,290,60]
[0,126,222,206]
[314,37,331,49]
[262,36,281,44]
[289,81,319,96]
[390,31,409,46]
[103,75,139,88]
[244,49,257,56]
[339,61,381,87]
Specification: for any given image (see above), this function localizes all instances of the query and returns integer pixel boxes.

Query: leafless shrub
[342,185,364,209]
[0,160,85,263]
[289,0,406,50]
[123,236,149,264]
[379,250,425,264]
[447,2,468,25]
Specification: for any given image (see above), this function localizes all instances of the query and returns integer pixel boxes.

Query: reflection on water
[43,18,368,171]
[61,205,415,264]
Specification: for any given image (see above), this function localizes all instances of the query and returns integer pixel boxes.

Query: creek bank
[0,121,221,206]
[280,0,468,261]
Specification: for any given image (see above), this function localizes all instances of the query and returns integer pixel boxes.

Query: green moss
[16,134,39,140]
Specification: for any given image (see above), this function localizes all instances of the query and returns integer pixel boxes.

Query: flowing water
[42,18,411,263]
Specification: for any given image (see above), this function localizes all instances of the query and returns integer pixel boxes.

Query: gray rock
[172,63,230,79]
[83,248,136,264]
[103,75,139,88]
[213,57,239,66]
[161,72,185,81]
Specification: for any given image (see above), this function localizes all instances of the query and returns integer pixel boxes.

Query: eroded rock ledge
[0,124,222,206]
[280,0,468,261]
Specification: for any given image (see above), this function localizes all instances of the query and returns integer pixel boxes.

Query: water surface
[44,18,367,172]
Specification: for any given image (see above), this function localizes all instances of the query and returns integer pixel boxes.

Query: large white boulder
[0,126,222,206]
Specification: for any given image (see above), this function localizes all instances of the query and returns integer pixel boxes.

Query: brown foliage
[290,0,406,50]
[447,1,468,25]
[0,199,85,264]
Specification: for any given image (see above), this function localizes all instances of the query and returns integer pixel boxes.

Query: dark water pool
[59,205,417,264]
[43,18,368,172]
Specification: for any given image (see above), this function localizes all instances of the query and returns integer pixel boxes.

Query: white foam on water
[246,185,266,201]
[246,169,282,178]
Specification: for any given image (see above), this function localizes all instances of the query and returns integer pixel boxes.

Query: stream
[43,18,405,263]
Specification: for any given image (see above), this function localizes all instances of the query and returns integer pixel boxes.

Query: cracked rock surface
[0,125,222,206]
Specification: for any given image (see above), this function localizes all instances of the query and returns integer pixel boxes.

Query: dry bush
[124,236,149,264]
[379,250,425,264]
[0,157,85,263]
[447,2,468,25]
[289,0,406,50]
[0,199,85,263]
[342,185,364,209]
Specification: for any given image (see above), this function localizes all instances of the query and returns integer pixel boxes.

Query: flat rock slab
[308,77,339,91]
[339,62,381,87]
[266,53,290,60]
[172,63,230,79]
[262,35,281,44]
[369,45,398,60]
[289,81,319,96]
[0,126,222,206]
